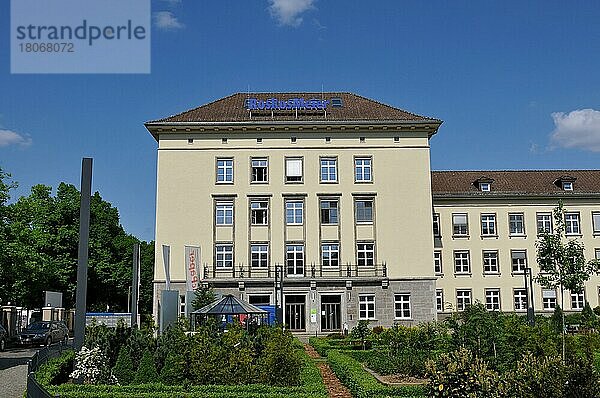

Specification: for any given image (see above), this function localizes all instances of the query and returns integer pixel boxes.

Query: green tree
[0,168,18,306]
[350,320,371,350]
[159,352,186,385]
[580,301,597,331]
[191,283,216,311]
[112,346,134,385]
[133,349,159,384]
[535,201,600,360]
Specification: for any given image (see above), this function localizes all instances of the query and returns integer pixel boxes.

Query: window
[565,212,581,235]
[250,244,268,268]
[355,199,373,223]
[434,251,443,274]
[485,289,501,311]
[452,213,468,236]
[483,250,499,273]
[480,182,491,192]
[562,181,573,191]
[355,157,372,182]
[285,157,303,183]
[320,158,338,182]
[433,213,441,237]
[542,289,557,310]
[436,289,444,312]
[537,213,553,234]
[359,295,375,320]
[215,244,233,268]
[509,213,525,235]
[596,248,600,260]
[571,291,585,310]
[251,158,268,183]
[481,214,497,236]
[248,295,270,306]
[357,243,375,267]
[322,243,339,268]
[250,200,268,225]
[511,250,527,273]
[286,244,304,276]
[454,250,470,274]
[215,202,233,225]
[394,294,411,319]
[180,295,186,316]
[285,200,303,225]
[216,158,233,183]
[320,200,339,224]
[514,289,527,311]
[456,290,472,311]
[593,212,600,234]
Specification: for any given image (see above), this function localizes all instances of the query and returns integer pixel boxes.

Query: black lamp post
[523,267,535,326]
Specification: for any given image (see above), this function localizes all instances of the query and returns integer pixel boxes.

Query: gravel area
[0,346,38,398]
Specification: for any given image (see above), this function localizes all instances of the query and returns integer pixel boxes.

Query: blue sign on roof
[246,97,329,111]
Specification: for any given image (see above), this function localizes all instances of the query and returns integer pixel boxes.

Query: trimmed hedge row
[35,349,75,387]
[327,350,426,398]
[44,349,327,398]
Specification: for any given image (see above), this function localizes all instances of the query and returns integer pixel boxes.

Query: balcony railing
[203,262,387,279]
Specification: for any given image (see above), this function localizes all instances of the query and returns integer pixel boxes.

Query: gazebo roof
[193,294,268,315]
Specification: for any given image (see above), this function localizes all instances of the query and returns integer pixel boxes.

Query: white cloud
[268,0,315,27]
[153,11,184,30]
[0,129,32,147]
[550,109,600,152]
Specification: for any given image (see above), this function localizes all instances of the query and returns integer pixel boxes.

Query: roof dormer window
[474,177,494,192]
[562,181,573,191]
[555,175,576,191]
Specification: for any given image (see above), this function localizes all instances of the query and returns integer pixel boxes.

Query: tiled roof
[148,92,441,124]
[431,170,600,197]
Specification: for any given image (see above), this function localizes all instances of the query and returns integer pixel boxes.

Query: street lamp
[523,267,535,326]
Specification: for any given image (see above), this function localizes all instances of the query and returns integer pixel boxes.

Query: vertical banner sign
[185,246,201,292]
[162,244,171,290]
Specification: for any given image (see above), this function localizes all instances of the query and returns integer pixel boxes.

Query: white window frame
[215,201,234,226]
[481,214,497,236]
[513,289,527,311]
[433,213,441,237]
[286,244,305,276]
[215,244,233,268]
[320,157,338,183]
[250,200,269,225]
[571,291,585,310]
[394,294,411,319]
[436,289,444,312]
[285,200,304,225]
[216,158,233,183]
[434,251,442,275]
[537,212,553,234]
[562,181,573,191]
[593,212,600,234]
[509,213,525,236]
[285,157,303,183]
[359,295,376,320]
[452,213,469,236]
[479,182,491,192]
[485,289,500,311]
[321,243,340,268]
[357,243,375,267]
[456,289,472,311]
[454,250,470,274]
[483,250,499,274]
[511,250,527,273]
[320,200,339,225]
[354,157,372,182]
[542,289,557,310]
[250,244,268,268]
[565,212,581,235]
[251,158,268,183]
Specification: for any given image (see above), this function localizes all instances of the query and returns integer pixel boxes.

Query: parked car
[0,324,7,351]
[18,321,69,347]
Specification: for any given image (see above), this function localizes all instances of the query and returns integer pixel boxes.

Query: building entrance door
[284,295,306,331]
[321,295,341,332]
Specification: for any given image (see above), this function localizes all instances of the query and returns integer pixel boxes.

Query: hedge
[35,349,75,387]
[327,350,426,398]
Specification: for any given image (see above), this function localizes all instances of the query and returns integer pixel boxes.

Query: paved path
[304,344,352,398]
[0,346,38,398]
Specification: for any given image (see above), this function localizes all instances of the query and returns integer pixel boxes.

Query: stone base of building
[152,277,437,335]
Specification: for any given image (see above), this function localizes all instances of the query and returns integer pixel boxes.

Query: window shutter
[286,159,302,177]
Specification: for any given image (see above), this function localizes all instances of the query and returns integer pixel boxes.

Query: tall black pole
[74,158,92,351]
[131,242,140,328]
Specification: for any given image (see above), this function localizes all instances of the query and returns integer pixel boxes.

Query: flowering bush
[70,346,117,385]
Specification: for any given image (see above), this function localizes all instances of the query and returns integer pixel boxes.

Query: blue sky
[1,0,600,242]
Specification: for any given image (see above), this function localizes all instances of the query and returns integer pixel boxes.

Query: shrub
[351,320,371,350]
[309,337,332,357]
[35,349,75,387]
[425,347,502,398]
[501,353,565,398]
[158,352,186,385]
[257,327,302,386]
[70,346,117,385]
[581,301,598,331]
[134,349,159,384]
[112,346,134,385]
